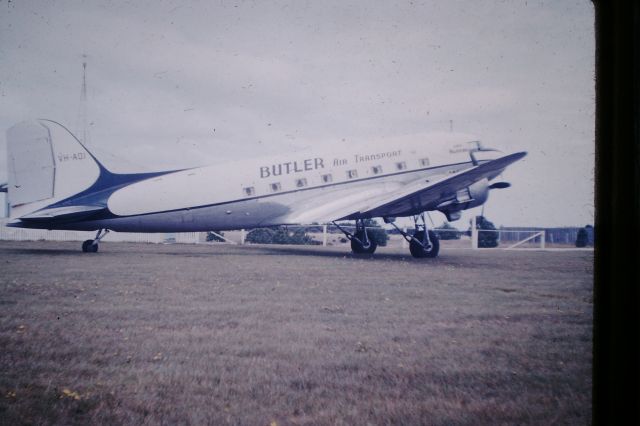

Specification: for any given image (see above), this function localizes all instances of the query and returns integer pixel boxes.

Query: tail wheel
[351,230,378,254]
[409,230,439,258]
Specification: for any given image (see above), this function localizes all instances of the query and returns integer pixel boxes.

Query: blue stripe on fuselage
[37,120,188,213]
[46,159,185,214]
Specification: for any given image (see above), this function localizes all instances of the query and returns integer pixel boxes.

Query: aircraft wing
[284,152,526,224]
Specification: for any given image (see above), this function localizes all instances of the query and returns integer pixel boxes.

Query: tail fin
[6,119,101,216]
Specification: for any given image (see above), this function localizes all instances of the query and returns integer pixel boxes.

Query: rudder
[6,119,101,216]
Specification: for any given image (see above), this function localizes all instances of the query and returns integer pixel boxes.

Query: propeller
[481,180,511,219]
[483,181,511,217]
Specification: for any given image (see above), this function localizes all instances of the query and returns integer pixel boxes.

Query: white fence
[473,229,546,250]
[0,219,590,251]
[470,216,546,250]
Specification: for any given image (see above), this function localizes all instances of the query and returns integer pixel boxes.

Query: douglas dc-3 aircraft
[3,119,526,257]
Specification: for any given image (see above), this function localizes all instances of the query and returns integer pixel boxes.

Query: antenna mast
[78,54,90,145]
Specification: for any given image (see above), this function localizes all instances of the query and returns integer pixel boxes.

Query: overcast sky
[0,0,594,228]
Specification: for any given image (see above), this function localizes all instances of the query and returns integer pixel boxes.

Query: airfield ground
[0,241,592,425]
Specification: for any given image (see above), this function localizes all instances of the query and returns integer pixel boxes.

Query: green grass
[0,241,592,425]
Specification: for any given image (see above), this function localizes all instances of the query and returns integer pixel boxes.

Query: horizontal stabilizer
[19,205,106,223]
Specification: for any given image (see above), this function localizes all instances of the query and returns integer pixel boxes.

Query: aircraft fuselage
[10,133,488,232]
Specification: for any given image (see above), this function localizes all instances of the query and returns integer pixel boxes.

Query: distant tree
[329,222,351,234]
[206,231,226,242]
[327,220,388,246]
[575,227,588,247]
[305,222,324,233]
[246,228,276,244]
[435,222,461,240]
[245,227,317,245]
[271,228,290,244]
[363,219,389,246]
[474,216,499,248]
[294,228,319,244]
[585,224,595,246]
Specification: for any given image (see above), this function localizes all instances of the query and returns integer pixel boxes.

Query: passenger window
[295,178,308,188]
[371,165,383,175]
[419,158,430,167]
[347,169,358,179]
[321,174,333,183]
[243,186,255,196]
[270,182,282,192]
[396,161,407,170]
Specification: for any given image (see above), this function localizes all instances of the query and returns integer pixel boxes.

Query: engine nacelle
[437,178,489,221]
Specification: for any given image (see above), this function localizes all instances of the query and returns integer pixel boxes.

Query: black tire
[351,230,378,254]
[82,240,98,253]
[409,230,440,258]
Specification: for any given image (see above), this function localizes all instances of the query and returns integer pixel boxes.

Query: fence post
[471,216,478,249]
[322,225,328,246]
[541,230,546,249]
[240,229,245,245]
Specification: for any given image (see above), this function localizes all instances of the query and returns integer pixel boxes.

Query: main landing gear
[385,213,440,259]
[82,229,109,253]
[333,219,378,254]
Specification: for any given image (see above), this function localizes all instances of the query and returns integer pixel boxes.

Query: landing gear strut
[82,229,109,253]
[385,213,440,258]
[333,219,378,254]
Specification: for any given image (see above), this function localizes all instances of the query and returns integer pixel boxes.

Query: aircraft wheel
[351,230,378,254]
[82,240,98,253]
[409,230,439,258]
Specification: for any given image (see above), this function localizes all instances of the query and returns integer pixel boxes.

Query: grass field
[0,241,593,425]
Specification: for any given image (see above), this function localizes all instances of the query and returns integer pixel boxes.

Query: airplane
[4,119,526,257]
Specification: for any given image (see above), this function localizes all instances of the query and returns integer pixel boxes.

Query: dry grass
[0,241,592,425]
